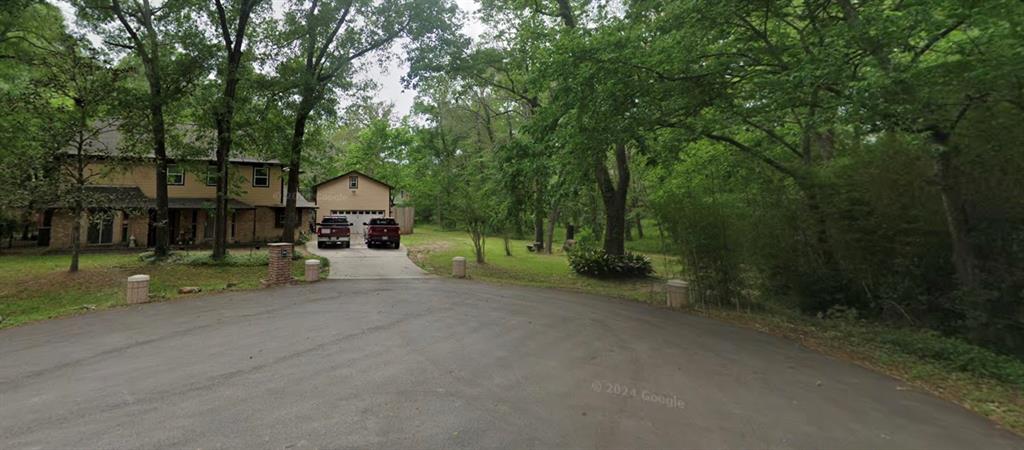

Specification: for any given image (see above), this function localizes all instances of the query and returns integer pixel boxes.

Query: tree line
[343,0,1024,356]
[2,0,1023,356]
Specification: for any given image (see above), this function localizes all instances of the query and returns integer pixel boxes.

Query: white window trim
[253,166,270,188]
[167,165,184,186]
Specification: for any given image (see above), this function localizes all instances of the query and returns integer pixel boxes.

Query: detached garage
[313,171,392,231]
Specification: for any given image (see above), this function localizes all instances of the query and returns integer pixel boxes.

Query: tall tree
[36,39,126,271]
[277,0,460,242]
[73,0,207,258]
[209,0,263,259]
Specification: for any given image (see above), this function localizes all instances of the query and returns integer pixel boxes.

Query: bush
[568,247,653,278]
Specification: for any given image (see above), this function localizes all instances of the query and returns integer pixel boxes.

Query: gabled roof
[313,170,393,190]
[66,122,282,165]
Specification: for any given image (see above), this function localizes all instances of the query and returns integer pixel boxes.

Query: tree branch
[704,133,801,180]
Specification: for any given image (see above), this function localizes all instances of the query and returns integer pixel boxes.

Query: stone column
[305,259,321,282]
[266,243,294,286]
[666,280,689,309]
[452,256,467,279]
[126,274,150,304]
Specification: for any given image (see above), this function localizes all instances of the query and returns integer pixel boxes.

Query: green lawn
[0,248,327,329]
[403,225,683,303]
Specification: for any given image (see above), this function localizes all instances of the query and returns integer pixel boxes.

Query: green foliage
[567,247,653,279]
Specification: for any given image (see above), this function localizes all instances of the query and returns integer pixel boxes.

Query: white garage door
[329,209,386,235]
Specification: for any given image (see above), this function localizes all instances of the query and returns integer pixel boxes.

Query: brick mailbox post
[266,243,294,286]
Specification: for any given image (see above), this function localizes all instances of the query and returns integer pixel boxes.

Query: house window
[253,166,270,187]
[274,208,286,228]
[87,213,114,244]
[167,165,184,185]
[206,166,218,186]
[349,175,358,189]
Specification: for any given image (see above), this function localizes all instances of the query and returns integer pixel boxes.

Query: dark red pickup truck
[365,218,400,249]
[316,215,351,249]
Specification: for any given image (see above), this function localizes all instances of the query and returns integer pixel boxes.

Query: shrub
[568,247,654,278]
[176,252,269,267]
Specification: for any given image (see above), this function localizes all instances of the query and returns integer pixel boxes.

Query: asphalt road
[0,279,1021,449]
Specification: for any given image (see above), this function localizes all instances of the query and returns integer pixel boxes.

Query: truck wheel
[317,242,323,249]
[393,241,400,249]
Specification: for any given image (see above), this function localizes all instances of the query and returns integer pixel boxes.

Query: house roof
[168,198,253,210]
[46,186,317,209]
[48,186,154,209]
[67,122,282,165]
[312,170,393,190]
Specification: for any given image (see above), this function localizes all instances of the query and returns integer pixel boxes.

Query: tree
[276,0,460,243]
[35,39,126,271]
[73,0,209,258]
[0,1,66,241]
[208,0,264,259]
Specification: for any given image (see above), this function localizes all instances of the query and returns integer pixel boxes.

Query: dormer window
[349,175,358,189]
[253,166,270,187]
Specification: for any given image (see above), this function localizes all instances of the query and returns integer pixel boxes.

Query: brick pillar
[452,256,466,278]
[126,274,150,304]
[266,243,294,286]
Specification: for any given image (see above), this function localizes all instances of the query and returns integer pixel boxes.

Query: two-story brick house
[39,129,317,249]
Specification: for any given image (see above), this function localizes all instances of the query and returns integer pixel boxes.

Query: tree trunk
[635,214,644,239]
[211,0,255,260]
[282,104,312,243]
[69,209,81,273]
[503,234,511,256]
[595,143,629,256]
[544,205,560,255]
[212,60,242,260]
[533,211,544,249]
[934,149,977,290]
[213,119,231,259]
[150,99,170,257]
[471,226,485,263]
[624,207,633,241]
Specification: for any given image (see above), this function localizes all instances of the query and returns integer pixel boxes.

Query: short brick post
[452,256,467,278]
[305,259,321,282]
[126,274,150,304]
[266,243,294,286]
[666,280,689,309]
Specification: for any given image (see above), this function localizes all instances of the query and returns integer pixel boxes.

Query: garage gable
[314,171,392,219]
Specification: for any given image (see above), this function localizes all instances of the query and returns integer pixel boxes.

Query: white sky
[55,0,485,120]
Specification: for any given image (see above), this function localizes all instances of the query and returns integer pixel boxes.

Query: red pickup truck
[316,215,351,249]
[365,218,401,249]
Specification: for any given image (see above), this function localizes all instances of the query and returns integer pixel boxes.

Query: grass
[404,224,1024,436]
[403,225,683,302]
[0,247,328,329]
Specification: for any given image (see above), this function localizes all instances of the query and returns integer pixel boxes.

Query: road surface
[0,279,1020,449]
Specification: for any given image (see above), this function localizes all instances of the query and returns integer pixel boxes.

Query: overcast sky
[56,0,485,120]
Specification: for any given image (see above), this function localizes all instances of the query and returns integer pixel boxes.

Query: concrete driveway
[307,238,430,279]
[0,279,1020,449]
